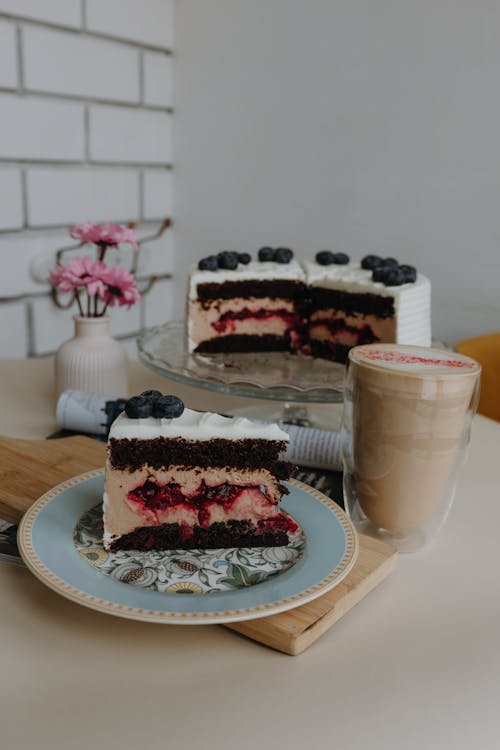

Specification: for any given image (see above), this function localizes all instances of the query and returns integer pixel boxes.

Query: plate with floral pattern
[18,470,358,625]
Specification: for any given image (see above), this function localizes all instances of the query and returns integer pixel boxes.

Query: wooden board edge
[225,540,397,655]
[290,546,397,655]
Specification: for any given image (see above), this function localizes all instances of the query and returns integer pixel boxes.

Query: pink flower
[50,256,107,296]
[70,222,138,249]
[99,266,140,309]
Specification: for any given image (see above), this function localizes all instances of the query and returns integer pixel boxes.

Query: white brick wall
[0,20,17,88]
[0,168,23,229]
[143,170,173,220]
[0,301,28,357]
[0,2,175,357]
[86,0,174,49]
[0,0,81,28]
[0,95,85,161]
[23,27,140,103]
[26,167,140,226]
[142,278,175,328]
[144,52,173,107]
[90,105,173,164]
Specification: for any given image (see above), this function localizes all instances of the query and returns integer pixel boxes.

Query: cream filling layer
[187,297,297,349]
[103,464,283,539]
[308,310,397,346]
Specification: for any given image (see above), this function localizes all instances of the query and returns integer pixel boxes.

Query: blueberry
[399,264,417,283]
[315,250,335,265]
[125,395,152,419]
[332,252,350,265]
[238,252,251,265]
[258,246,275,262]
[198,255,218,271]
[274,247,294,264]
[372,266,397,284]
[383,257,399,267]
[383,268,406,286]
[217,251,239,270]
[140,390,162,402]
[361,254,383,270]
[151,395,185,419]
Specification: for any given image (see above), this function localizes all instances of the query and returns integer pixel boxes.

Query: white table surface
[1,357,499,750]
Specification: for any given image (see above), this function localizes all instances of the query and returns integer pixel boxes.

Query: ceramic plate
[18,471,358,625]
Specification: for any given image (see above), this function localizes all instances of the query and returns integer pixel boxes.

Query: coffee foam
[348,345,481,400]
[351,344,480,375]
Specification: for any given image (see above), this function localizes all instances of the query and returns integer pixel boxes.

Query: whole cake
[103,391,297,551]
[187,248,431,363]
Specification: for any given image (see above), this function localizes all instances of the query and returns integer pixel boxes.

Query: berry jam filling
[126,480,297,533]
[129,480,259,510]
[212,308,302,335]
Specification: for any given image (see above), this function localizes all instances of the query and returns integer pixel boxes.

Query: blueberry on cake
[187,249,431,363]
[103,391,298,551]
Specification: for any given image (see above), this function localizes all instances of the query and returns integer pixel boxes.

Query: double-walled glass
[342,344,481,552]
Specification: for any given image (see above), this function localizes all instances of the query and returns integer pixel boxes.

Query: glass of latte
[342,344,481,552]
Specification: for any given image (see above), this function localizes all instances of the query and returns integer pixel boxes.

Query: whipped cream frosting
[302,260,426,294]
[109,408,290,442]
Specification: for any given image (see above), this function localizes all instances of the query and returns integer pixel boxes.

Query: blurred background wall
[174,0,500,345]
[0,0,174,357]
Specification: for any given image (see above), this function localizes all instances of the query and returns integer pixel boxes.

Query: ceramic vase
[55,315,128,398]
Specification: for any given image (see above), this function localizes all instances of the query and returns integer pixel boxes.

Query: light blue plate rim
[18,471,358,625]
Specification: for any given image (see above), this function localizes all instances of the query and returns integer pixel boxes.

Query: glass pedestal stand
[137,321,345,429]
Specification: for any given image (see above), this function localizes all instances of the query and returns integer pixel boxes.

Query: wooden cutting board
[0,435,397,655]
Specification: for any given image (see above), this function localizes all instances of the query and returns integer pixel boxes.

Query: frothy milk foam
[346,345,480,535]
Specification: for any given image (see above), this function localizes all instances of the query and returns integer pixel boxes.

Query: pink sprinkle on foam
[361,349,476,369]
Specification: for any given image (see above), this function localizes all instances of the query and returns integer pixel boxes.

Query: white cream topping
[302,260,427,295]
[189,260,305,298]
[109,407,290,442]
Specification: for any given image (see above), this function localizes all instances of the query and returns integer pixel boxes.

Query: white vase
[55,315,128,399]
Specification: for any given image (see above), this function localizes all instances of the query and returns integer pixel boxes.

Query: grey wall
[174,0,500,344]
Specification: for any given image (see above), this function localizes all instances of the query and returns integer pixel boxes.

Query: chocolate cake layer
[195,333,292,354]
[196,279,307,304]
[108,519,290,551]
[108,436,292,475]
[309,287,395,318]
[309,339,351,364]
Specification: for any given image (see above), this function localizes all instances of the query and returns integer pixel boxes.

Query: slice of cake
[103,391,298,551]
[187,248,307,354]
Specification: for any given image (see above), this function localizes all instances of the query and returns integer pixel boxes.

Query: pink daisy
[100,266,140,308]
[50,256,107,296]
[69,222,138,249]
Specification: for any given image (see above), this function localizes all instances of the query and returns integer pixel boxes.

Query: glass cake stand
[137,321,345,428]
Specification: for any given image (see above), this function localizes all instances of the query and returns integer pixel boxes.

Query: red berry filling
[212,308,302,335]
[126,480,297,534]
